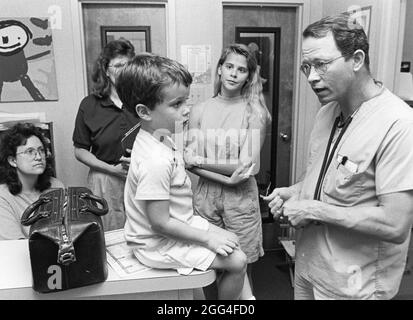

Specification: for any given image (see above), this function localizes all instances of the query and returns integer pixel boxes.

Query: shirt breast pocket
[323,157,367,205]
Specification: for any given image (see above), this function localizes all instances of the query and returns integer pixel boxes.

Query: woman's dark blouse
[73,94,140,164]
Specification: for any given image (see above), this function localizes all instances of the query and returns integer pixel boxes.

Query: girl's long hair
[213,43,271,126]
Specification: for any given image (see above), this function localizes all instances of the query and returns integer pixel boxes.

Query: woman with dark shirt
[0,123,64,240]
[72,39,139,231]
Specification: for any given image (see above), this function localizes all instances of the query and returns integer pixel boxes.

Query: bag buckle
[58,242,76,265]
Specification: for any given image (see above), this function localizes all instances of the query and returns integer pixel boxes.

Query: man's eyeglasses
[300,55,346,78]
[16,147,46,159]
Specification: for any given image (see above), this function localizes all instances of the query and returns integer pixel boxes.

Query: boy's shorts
[194,177,264,264]
[132,216,216,275]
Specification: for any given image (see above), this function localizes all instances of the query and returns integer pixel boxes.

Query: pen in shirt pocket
[337,154,358,173]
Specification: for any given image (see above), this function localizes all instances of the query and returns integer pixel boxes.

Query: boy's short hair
[116,53,193,115]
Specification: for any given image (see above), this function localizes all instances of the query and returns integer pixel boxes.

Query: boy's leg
[240,268,254,300]
[203,279,218,300]
[209,248,247,300]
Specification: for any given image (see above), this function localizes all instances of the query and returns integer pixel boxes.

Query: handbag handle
[21,197,51,226]
[79,193,108,216]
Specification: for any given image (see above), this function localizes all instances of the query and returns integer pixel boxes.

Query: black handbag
[21,187,109,293]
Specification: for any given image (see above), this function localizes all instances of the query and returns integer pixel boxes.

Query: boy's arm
[146,200,239,256]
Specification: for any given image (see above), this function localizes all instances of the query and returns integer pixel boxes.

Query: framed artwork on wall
[0,18,59,102]
[350,6,372,38]
[100,26,151,53]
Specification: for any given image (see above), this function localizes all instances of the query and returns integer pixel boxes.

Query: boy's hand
[183,148,194,167]
[112,163,128,179]
[119,155,131,171]
[183,148,201,169]
[207,225,239,256]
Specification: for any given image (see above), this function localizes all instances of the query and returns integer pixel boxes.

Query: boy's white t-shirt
[124,129,206,249]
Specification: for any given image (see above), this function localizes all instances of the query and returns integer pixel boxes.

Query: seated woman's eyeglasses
[300,55,345,78]
[16,147,46,159]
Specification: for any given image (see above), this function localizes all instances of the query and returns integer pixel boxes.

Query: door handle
[279,132,289,142]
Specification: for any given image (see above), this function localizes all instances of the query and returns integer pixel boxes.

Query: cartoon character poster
[0,18,58,102]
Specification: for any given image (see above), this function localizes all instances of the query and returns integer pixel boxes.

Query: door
[82,2,167,94]
[223,5,297,247]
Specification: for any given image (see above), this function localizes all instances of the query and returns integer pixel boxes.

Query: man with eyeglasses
[264,12,413,300]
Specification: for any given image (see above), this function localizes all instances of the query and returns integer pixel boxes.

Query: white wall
[0,0,88,187]
[174,0,221,95]
[322,0,405,91]
[322,0,381,80]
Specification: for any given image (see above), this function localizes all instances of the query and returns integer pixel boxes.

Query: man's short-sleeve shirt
[297,88,413,299]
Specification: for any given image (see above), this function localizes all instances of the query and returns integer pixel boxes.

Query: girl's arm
[185,102,259,176]
[185,103,268,176]
[189,162,251,186]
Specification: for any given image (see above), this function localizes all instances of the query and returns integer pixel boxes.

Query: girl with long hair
[185,43,271,299]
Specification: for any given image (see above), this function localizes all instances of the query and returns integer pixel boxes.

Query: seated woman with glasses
[72,39,140,231]
[0,123,64,240]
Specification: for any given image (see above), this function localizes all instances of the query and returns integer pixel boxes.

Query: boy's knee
[228,249,247,273]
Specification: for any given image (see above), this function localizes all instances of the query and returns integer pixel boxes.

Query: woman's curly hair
[0,123,54,195]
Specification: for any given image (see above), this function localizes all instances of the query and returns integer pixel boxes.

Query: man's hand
[283,199,319,228]
[262,187,294,220]
[207,224,240,256]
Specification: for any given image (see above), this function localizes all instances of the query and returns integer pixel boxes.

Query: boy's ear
[135,104,152,121]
